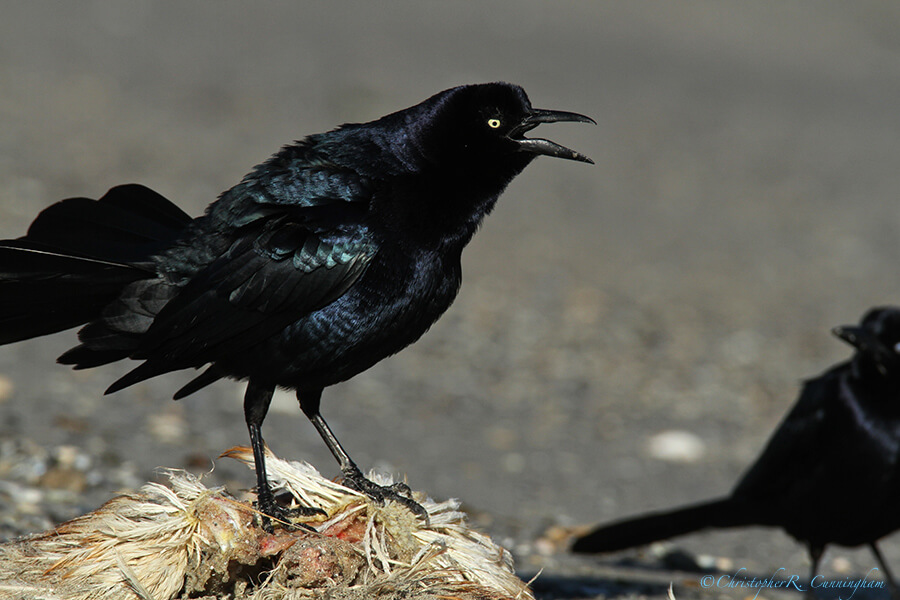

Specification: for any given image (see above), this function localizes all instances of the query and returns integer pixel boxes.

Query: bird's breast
[264,246,462,388]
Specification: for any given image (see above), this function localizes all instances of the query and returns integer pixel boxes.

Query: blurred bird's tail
[571,497,755,553]
[0,184,192,346]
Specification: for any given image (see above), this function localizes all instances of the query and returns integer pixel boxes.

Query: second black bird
[0,82,594,525]
[572,307,900,590]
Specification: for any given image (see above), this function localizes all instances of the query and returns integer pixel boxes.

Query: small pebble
[831,556,852,574]
[715,556,734,571]
[0,375,13,402]
[645,430,706,463]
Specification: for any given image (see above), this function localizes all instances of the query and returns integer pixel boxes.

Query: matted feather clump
[0,448,532,600]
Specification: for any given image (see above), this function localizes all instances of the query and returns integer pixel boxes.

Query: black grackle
[573,307,900,593]
[0,83,593,526]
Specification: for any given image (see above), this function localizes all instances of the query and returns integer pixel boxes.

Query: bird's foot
[256,489,326,533]
[341,466,429,522]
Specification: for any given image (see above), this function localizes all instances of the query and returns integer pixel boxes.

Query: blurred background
[2,2,900,598]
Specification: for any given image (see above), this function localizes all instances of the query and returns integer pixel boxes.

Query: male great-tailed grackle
[573,307,900,590]
[0,83,593,525]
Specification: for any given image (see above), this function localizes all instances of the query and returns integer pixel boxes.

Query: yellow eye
[487,118,501,129]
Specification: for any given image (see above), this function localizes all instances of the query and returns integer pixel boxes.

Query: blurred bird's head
[392,82,594,178]
[833,307,900,381]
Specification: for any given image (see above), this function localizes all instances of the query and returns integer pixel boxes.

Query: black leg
[296,387,357,473]
[297,388,428,520]
[869,542,899,599]
[806,544,824,599]
[244,381,322,530]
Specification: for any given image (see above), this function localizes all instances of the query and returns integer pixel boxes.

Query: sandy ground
[2,2,900,599]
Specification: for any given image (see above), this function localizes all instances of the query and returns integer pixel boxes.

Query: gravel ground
[3,3,900,599]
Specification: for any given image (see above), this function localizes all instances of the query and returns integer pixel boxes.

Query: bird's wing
[105,211,377,393]
[731,360,900,511]
[731,369,840,500]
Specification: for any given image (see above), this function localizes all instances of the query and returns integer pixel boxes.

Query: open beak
[833,325,878,352]
[509,108,595,164]
[833,324,900,373]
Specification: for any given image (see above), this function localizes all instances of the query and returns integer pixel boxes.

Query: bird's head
[400,82,594,176]
[351,83,593,244]
[833,307,900,381]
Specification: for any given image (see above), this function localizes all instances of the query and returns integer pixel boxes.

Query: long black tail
[0,184,192,346]
[571,497,757,553]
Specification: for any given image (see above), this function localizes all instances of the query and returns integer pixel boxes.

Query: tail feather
[0,246,148,345]
[571,497,756,554]
[0,184,192,348]
[22,184,191,262]
[172,365,227,399]
[57,319,143,369]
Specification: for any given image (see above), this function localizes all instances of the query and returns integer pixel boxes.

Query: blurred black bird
[573,307,900,591]
[0,82,593,525]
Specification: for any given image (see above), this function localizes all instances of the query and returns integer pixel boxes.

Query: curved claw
[341,467,429,524]
[257,491,326,533]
